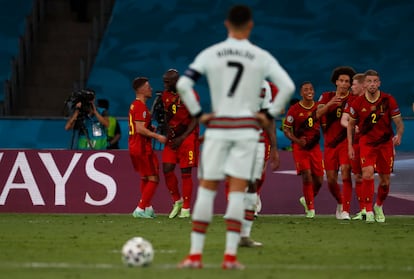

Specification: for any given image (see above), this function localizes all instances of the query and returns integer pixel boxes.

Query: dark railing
[1,0,114,116]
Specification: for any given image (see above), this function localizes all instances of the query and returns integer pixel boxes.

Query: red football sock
[139,180,158,209]
[181,172,193,209]
[137,179,148,208]
[342,178,352,212]
[362,178,375,211]
[164,171,181,202]
[355,181,364,210]
[303,181,314,210]
[376,184,390,206]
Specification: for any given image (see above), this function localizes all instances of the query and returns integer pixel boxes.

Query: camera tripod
[69,117,95,150]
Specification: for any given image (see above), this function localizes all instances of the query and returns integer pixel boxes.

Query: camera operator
[64,89,109,150]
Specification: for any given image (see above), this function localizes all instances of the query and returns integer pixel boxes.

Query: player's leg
[222,139,258,269]
[179,167,193,218]
[178,135,199,218]
[239,142,264,247]
[301,169,315,218]
[324,147,343,218]
[373,143,393,223]
[359,142,377,223]
[178,138,228,268]
[130,153,158,218]
[162,147,182,218]
[340,163,352,220]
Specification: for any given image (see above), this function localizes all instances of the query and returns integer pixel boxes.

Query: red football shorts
[129,151,159,177]
[162,133,199,168]
[359,138,394,174]
[323,140,350,171]
[292,144,324,176]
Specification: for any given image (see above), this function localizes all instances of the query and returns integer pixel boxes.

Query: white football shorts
[198,137,258,181]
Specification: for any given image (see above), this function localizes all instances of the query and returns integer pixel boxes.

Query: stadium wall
[1,149,413,215]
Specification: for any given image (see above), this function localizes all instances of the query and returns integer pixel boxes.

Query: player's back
[196,38,274,118]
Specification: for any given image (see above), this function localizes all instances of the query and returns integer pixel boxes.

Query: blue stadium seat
[87,0,414,117]
[0,0,33,100]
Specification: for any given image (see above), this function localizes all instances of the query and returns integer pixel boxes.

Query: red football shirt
[349,92,400,146]
[284,101,321,150]
[318,91,357,148]
[128,99,152,154]
[162,90,199,139]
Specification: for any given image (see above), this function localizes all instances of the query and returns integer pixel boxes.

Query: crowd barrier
[1,149,414,215]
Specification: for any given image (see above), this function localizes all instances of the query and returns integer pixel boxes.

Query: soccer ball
[121,237,154,267]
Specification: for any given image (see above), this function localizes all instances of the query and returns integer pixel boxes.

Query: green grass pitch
[1,214,414,279]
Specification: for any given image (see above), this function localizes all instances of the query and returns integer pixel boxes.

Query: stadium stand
[0,0,33,105]
[87,0,414,118]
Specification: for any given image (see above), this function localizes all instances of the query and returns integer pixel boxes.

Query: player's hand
[199,113,215,125]
[255,112,272,130]
[328,95,342,107]
[392,135,402,146]
[170,136,184,149]
[348,145,355,160]
[157,135,167,144]
[298,136,307,148]
[269,148,280,171]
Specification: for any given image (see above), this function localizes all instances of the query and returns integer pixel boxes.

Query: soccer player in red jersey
[128,77,167,218]
[284,81,323,218]
[316,66,357,220]
[161,69,200,219]
[348,69,404,223]
[340,73,366,219]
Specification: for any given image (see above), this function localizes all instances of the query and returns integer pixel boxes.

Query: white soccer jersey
[177,37,294,120]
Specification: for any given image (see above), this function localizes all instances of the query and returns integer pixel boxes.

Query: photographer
[64,89,109,150]
[97,98,121,149]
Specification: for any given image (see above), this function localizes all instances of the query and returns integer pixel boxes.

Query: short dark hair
[132,77,148,90]
[364,69,379,78]
[330,66,356,85]
[300,81,312,90]
[227,5,252,27]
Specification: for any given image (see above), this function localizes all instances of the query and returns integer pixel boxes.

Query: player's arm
[266,60,295,118]
[176,69,203,118]
[267,120,280,171]
[347,117,356,160]
[316,95,342,119]
[340,112,350,128]
[135,121,167,144]
[392,115,404,146]
[283,126,306,148]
